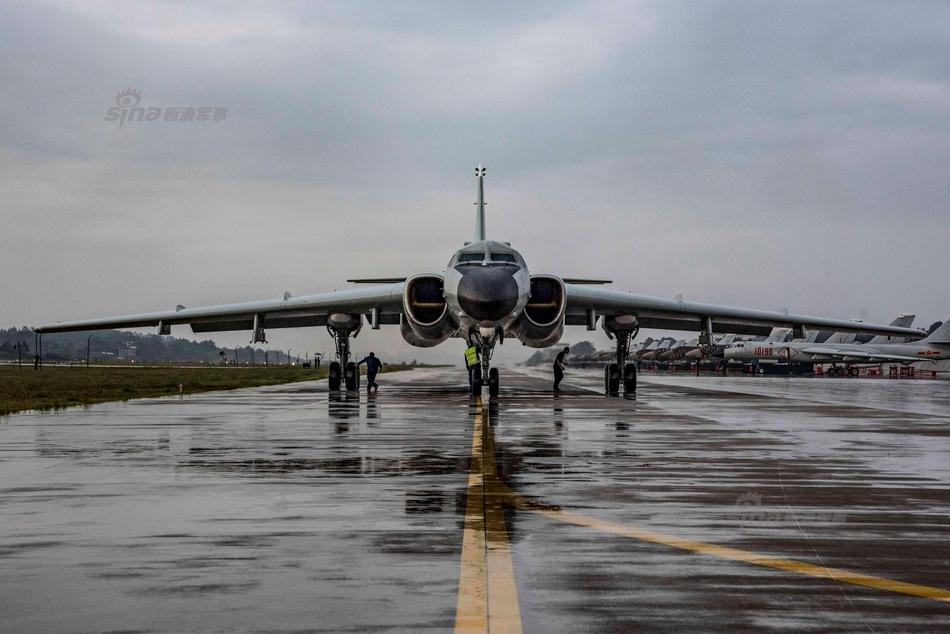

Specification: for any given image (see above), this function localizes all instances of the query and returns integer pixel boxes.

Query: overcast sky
[3,1,948,363]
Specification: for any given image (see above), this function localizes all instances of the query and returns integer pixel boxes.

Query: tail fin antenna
[474,164,486,241]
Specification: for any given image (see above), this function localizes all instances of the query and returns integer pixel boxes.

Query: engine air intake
[405,275,446,325]
[513,275,566,348]
[402,274,455,347]
[524,277,564,326]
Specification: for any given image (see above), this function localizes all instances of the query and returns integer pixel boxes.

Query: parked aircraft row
[723,314,950,372]
[633,313,950,376]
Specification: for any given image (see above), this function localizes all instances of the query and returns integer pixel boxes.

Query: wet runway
[1,368,948,632]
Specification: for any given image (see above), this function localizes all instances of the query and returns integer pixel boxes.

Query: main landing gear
[327,319,362,392]
[603,318,639,396]
[825,365,859,378]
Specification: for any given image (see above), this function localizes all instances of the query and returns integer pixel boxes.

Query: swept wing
[35,284,405,335]
[564,285,922,338]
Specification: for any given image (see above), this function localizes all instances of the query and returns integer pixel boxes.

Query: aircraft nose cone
[457,266,519,322]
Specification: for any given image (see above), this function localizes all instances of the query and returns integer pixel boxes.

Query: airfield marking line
[457,375,949,608]
[501,370,950,602]
[454,397,523,634]
[454,398,487,632]
[504,492,950,603]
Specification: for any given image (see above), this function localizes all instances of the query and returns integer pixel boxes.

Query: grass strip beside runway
[0,364,410,415]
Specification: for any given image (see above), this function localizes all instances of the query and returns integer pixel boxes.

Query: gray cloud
[3,1,948,362]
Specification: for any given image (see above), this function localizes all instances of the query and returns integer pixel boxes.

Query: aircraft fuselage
[443,240,531,336]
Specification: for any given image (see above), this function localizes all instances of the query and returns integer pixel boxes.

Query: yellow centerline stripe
[457,384,948,613]
[505,492,950,603]
[454,399,488,632]
[454,398,524,633]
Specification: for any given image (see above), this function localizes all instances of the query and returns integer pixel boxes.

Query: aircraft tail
[474,165,486,241]
[765,327,791,343]
[868,313,915,344]
[924,318,950,343]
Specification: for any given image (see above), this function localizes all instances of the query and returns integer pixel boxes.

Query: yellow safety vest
[464,346,479,367]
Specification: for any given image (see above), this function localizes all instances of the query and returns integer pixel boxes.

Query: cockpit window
[489,253,516,263]
[458,252,484,263]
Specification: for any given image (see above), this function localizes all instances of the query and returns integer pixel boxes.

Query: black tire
[849,367,859,377]
[471,365,483,396]
[623,363,637,394]
[606,363,620,395]
[328,361,342,391]
[344,362,359,391]
[488,367,500,397]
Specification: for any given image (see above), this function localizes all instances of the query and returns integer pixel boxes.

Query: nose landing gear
[469,327,502,397]
[488,367,500,397]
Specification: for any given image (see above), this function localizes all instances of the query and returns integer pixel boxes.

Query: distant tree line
[0,327,277,363]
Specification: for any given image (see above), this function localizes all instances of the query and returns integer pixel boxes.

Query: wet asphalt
[1,368,948,632]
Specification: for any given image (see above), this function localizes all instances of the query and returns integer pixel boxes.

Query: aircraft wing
[800,347,925,363]
[35,283,405,335]
[564,285,924,338]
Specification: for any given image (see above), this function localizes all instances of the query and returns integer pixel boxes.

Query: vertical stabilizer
[765,327,791,343]
[474,165,486,241]
[868,313,915,344]
[924,318,950,343]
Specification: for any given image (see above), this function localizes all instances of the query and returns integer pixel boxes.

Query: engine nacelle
[401,274,456,347]
[512,275,566,348]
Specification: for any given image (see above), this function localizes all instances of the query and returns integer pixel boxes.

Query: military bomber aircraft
[36,166,924,396]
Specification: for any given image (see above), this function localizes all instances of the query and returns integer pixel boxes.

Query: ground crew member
[357,352,383,393]
[464,343,480,389]
[553,346,569,393]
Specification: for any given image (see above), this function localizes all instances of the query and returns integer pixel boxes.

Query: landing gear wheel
[488,367,500,397]
[344,362,359,391]
[605,363,620,395]
[848,367,859,378]
[470,365,483,396]
[623,363,637,394]
[328,362,342,391]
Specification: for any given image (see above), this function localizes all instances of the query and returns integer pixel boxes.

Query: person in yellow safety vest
[464,344,480,388]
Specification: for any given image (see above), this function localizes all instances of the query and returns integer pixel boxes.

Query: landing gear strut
[603,319,639,396]
[328,320,361,392]
[470,327,502,397]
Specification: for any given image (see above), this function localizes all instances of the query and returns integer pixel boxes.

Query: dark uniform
[553,348,568,392]
[358,353,383,393]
